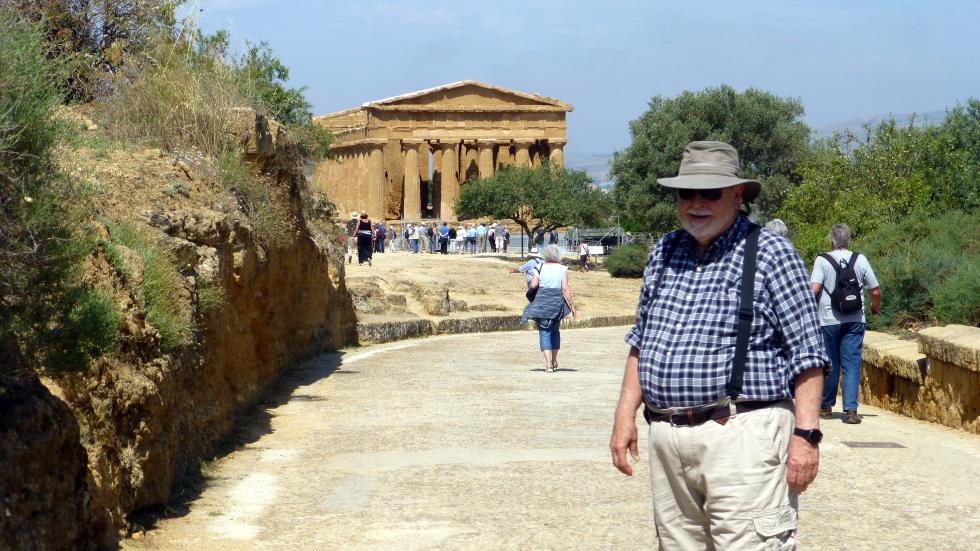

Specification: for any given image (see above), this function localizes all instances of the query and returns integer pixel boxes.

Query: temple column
[430,141,442,215]
[495,141,513,170]
[461,141,480,182]
[367,141,386,218]
[548,139,566,168]
[439,140,459,220]
[477,140,495,179]
[514,139,533,167]
[402,140,423,220]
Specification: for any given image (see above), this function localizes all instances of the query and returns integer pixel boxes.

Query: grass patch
[195,276,226,313]
[219,149,294,248]
[104,221,193,351]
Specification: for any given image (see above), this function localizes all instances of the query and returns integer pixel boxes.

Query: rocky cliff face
[0,111,356,548]
[0,365,97,550]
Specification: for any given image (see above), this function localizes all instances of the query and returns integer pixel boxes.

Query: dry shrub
[100,33,246,157]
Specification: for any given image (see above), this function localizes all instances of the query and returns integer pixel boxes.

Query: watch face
[796,428,823,444]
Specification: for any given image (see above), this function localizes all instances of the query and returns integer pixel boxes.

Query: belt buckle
[669,409,695,427]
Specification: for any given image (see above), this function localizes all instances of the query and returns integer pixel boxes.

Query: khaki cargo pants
[647,400,798,550]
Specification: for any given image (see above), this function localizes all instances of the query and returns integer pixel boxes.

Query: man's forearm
[616,347,644,418]
[793,368,824,428]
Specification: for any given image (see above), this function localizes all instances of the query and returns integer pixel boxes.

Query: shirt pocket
[694,290,739,346]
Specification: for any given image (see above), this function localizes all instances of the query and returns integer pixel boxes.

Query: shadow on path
[129,350,348,532]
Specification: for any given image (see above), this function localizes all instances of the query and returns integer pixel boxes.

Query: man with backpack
[810,223,881,425]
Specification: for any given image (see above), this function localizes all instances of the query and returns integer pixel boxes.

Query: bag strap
[726,223,761,399]
[651,237,680,300]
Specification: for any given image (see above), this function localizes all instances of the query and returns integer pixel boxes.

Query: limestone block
[860,331,925,382]
[918,325,980,373]
[357,319,434,344]
[159,236,198,273]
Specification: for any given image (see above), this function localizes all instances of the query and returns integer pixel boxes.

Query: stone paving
[125,327,980,550]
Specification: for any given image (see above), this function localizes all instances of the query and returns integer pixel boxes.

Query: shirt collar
[679,213,749,262]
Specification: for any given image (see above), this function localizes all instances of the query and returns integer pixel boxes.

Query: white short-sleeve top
[537,263,567,289]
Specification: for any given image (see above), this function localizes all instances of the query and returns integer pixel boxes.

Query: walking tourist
[448,224,458,254]
[811,223,881,425]
[578,241,590,271]
[374,221,386,253]
[766,218,790,237]
[494,222,506,253]
[610,141,828,550]
[510,249,544,289]
[477,222,488,252]
[344,211,358,264]
[455,225,466,254]
[466,225,478,254]
[438,221,450,254]
[520,245,577,373]
[427,223,437,254]
[351,212,374,266]
[409,223,420,254]
[503,227,510,252]
[488,224,497,252]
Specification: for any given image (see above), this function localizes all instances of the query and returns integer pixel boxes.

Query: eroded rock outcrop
[3,109,357,547]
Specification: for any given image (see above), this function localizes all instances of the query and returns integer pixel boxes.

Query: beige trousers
[647,400,798,551]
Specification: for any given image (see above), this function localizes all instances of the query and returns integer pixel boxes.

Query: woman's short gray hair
[541,244,562,262]
[828,223,851,249]
[765,219,789,237]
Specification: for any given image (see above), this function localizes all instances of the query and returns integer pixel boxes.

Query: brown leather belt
[644,400,781,426]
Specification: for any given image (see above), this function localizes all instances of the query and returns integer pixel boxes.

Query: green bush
[856,209,979,329]
[605,243,651,278]
[104,221,193,351]
[0,13,117,373]
[780,105,980,262]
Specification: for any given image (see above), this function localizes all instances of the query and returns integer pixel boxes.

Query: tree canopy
[778,100,980,261]
[455,163,611,237]
[609,85,810,234]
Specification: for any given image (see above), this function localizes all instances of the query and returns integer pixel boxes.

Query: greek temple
[312,81,572,221]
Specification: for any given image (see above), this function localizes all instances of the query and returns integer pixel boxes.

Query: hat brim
[657,175,761,202]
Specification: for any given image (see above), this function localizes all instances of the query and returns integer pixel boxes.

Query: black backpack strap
[651,237,680,300]
[727,224,761,399]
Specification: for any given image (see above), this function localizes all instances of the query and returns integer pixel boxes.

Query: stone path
[124,327,980,550]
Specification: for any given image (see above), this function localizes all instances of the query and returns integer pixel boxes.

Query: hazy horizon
[182,1,980,155]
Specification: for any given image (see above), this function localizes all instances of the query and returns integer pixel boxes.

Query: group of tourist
[344,215,515,259]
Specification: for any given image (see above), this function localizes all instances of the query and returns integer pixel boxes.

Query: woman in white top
[527,245,577,372]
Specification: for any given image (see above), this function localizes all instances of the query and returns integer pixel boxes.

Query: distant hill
[812,108,948,139]
[564,152,615,190]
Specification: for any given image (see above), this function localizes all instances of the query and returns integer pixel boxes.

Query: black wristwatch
[793,427,823,446]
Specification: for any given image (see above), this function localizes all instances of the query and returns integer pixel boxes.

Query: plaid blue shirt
[625,215,828,409]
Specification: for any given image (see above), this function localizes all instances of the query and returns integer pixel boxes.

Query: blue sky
[182,0,980,154]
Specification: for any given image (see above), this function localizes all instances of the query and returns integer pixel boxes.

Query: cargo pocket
[753,506,797,551]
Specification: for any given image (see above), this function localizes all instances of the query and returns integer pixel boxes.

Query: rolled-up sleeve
[764,243,830,382]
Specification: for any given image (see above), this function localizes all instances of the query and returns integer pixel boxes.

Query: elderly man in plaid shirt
[610,142,828,550]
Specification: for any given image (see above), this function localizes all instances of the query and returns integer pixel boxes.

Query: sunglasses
[676,188,724,201]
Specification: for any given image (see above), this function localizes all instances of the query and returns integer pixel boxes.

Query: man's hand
[786,436,819,494]
[610,417,639,476]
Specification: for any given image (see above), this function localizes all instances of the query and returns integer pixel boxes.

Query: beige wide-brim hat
[657,141,761,202]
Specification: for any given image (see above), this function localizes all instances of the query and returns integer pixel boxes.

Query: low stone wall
[356,314,635,345]
[859,325,979,434]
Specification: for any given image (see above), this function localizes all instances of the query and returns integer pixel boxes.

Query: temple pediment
[363,81,573,113]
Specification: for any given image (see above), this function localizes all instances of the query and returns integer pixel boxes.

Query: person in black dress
[351,212,374,266]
